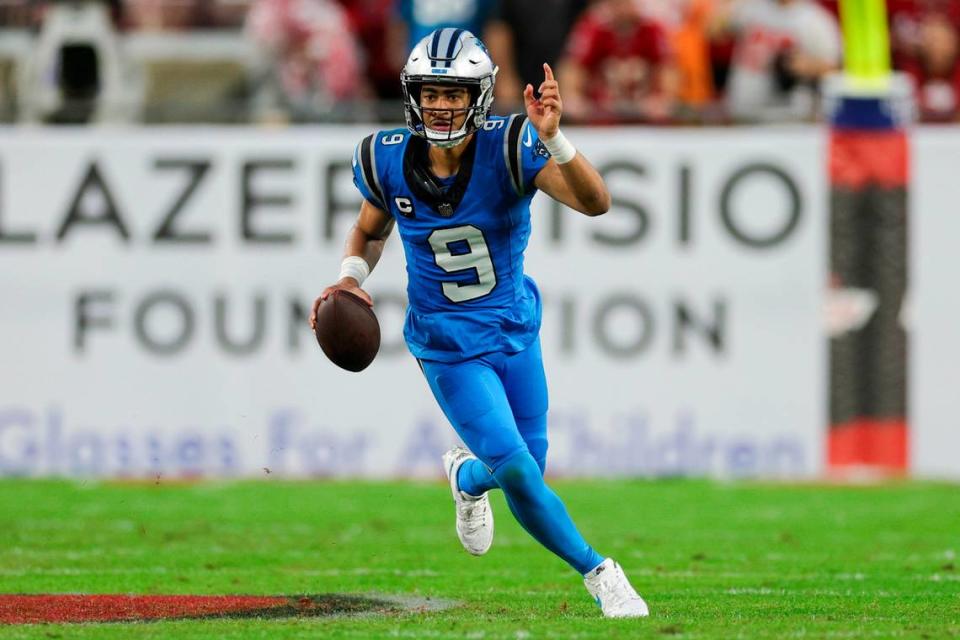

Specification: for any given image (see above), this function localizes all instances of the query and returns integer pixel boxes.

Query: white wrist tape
[339,256,370,287]
[542,129,576,164]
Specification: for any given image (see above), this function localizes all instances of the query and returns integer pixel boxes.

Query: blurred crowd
[1,0,959,124]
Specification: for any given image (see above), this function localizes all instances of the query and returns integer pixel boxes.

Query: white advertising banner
[0,126,827,479]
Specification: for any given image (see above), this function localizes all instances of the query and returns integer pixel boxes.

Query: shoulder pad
[502,114,529,197]
[357,133,387,210]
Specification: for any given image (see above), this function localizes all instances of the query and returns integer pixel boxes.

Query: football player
[310,27,648,618]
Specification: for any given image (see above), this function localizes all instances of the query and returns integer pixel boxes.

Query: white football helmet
[400,28,498,148]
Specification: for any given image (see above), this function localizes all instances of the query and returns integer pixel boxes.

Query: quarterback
[310,27,648,618]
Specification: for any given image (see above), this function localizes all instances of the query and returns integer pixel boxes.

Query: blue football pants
[420,339,603,575]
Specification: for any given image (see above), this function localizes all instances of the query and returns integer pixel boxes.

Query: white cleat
[442,447,494,556]
[584,558,650,618]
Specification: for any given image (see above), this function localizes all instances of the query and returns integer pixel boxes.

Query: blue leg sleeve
[457,419,546,495]
[457,458,498,497]
[502,339,549,473]
[516,415,548,474]
[492,450,603,575]
[421,352,603,575]
[457,339,550,491]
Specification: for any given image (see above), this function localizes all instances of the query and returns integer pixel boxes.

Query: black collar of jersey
[402,134,477,218]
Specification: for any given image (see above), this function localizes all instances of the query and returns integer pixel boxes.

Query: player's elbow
[581,189,611,217]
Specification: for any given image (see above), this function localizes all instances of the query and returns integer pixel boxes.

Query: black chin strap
[403,135,477,218]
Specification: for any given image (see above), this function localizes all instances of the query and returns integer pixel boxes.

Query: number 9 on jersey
[428,225,497,303]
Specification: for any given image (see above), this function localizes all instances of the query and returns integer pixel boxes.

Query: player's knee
[492,451,544,500]
[524,437,548,475]
[534,455,547,475]
[516,418,548,475]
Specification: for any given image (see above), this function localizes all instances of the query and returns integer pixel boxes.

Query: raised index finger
[543,62,554,82]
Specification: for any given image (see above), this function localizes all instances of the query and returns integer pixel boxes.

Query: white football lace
[459,496,488,533]
[595,569,636,609]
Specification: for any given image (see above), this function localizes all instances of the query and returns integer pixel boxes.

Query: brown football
[314,289,380,372]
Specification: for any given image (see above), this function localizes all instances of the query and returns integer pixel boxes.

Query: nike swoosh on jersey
[523,126,533,148]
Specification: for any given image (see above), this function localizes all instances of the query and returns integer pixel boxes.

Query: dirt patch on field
[0,593,413,624]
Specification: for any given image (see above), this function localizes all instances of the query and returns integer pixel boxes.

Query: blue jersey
[352,115,551,362]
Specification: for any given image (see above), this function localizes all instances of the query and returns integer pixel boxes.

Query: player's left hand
[524,63,561,140]
[309,280,373,331]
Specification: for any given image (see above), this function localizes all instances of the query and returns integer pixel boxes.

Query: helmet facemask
[402,75,495,148]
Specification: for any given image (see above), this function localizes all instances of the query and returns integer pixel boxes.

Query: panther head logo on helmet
[400,28,498,149]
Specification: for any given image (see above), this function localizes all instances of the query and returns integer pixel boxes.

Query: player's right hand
[524,63,562,140]
[309,279,373,330]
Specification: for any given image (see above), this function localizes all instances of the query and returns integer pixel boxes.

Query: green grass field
[0,479,957,639]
